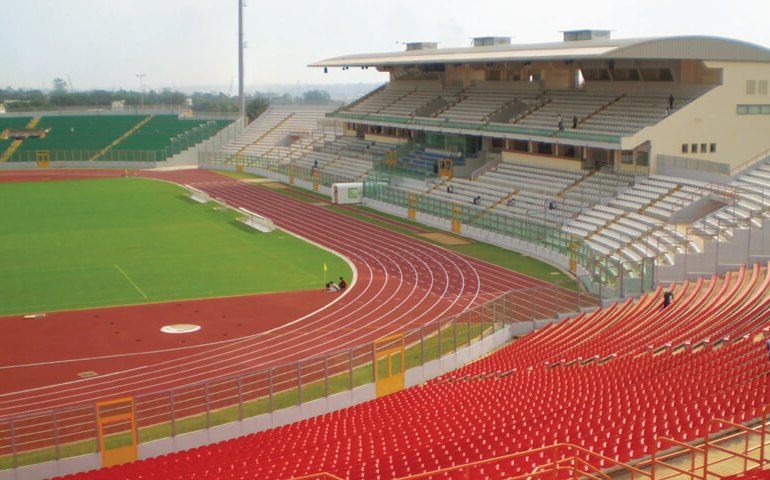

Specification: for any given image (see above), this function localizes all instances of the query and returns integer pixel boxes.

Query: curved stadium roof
[310,35,770,68]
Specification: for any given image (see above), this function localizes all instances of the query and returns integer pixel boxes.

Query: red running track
[0,169,586,418]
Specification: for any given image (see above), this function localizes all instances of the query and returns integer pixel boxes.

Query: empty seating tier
[55,266,770,480]
[335,82,713,139]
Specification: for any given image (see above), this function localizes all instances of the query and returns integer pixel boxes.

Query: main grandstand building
[313,30,770,176]
[285,30,770,295]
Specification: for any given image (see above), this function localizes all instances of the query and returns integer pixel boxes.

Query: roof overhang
[310,35,770,69]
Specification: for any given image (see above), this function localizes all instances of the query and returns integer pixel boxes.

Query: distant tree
[190,91,239,113]
[51,77,69,107]
[52,77,68,93]
[301,90,331,104]
[246,94,270,122]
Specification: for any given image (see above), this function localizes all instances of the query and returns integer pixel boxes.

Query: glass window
[710,143,716,153]
[691,143,698,153]
[700,143,707,153]
[620,151,633,164]
[736,104,770,114]
[682,144,689,153]
[747,80,757,95]
[760,80,768,95]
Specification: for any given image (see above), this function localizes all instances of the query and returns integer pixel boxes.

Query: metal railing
[0,285,596,470]
[199,153,656,298]
[362,180,656,298]
[328,111,623,144]
[200,151,361,187]
[397,443,652,480]
[657,154,731,177]
[366,405,770,480]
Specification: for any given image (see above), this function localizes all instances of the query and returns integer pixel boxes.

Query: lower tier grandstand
[42,260,770,480]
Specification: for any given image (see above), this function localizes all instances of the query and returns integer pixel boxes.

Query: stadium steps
[510,96,551,124]
[88,115,153,161]
[316,152,343,171]
[230,113,294,161]
[638,184,682,217]
[0,116,40,162]
[585,209,631,241]
[375,87,417,114]
[339,83,387,113]
[558,170,595,199]
[579,92,626,125]
[474,192,517,223]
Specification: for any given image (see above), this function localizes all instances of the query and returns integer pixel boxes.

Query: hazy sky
[2,0,770,93]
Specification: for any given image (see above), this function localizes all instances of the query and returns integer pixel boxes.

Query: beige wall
[364,133,408,145]
[541,65,575,89]
[624,61,770,173]
[502,151,583,170]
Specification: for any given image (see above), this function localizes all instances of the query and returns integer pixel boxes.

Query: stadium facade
[312,30,770,179]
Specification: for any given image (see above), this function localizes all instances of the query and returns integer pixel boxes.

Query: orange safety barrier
[95,397,138,468]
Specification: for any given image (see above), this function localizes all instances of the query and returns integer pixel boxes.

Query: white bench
[238,207,276,233]
[185,184,212,203]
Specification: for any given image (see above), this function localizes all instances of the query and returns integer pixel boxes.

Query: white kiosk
[331,182,364,205]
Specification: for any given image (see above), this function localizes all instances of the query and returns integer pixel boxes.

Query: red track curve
[0,169,587,418]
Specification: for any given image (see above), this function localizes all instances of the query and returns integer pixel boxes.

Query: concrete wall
[657,219,770,282]
[501,151,584,170]
[624,62,770,173]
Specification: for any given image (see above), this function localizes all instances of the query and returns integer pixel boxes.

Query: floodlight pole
[238,0,245,124]
[136,74,146,112]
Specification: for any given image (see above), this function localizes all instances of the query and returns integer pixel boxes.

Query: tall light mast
[238,0,245,124]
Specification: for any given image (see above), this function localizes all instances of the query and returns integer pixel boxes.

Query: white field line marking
[114,264,147,298]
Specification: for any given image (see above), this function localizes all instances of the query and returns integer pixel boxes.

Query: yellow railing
[304,406,770,480]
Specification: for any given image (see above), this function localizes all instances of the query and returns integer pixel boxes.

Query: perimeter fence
[0,285,597,470]
[199,153,657,299]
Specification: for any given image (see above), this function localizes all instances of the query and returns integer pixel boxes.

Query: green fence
[199,154,655,298]
[362,180,655,298]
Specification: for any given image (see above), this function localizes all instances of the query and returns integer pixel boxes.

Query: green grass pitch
[0,177,351,316]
